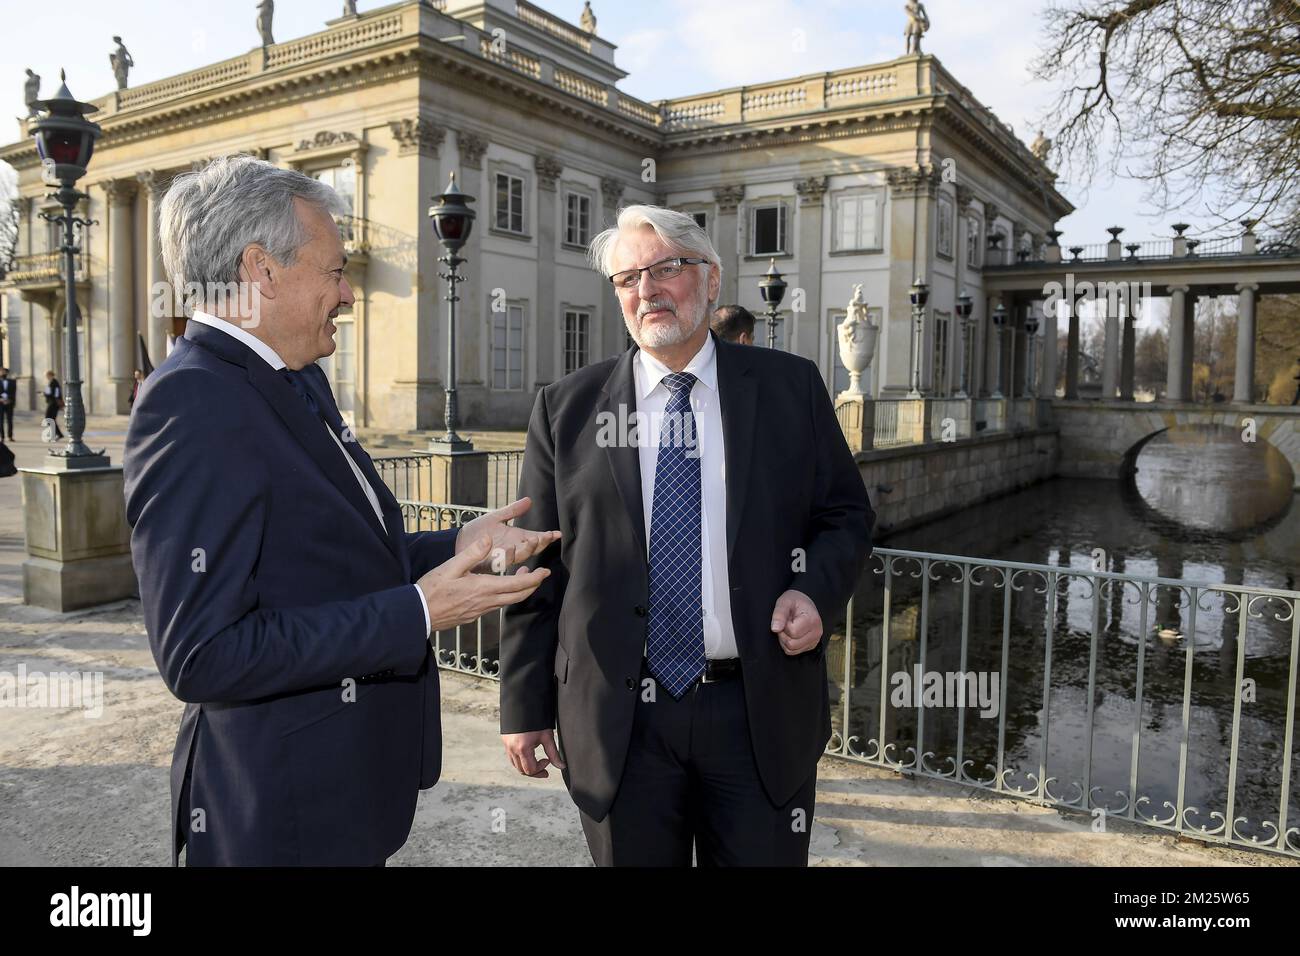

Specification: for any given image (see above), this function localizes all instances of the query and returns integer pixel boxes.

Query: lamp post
[30,70,105,468]
[427,172,476,451]
[990,301,1007,399]
[954,287,973,399]
[758,258,786,350]
[907,276,928,397]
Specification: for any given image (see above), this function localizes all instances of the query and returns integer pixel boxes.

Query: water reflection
[1131,425,1294,535]
[829,472,1299,851]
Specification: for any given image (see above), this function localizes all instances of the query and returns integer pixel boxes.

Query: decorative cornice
[388,117,445,157]
[103,178,139,205]
[794,175,828,206]
[885,164,942,199]
[457,130,488,169]
[535,153,563,191]
[954,183,975,210]
[600,177,624,207]
[296,130,358,152]
[714,184,744,212]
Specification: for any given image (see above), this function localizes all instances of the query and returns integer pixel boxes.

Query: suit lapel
[714,334,757,565]
[184,321,397,560]
[599,348,649,565]
[301,363,408,572]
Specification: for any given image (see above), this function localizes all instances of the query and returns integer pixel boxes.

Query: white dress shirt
[634,333,738,659]
[190,311,432,635]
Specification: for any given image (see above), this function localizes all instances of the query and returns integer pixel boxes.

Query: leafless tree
[1034,0,1300,238]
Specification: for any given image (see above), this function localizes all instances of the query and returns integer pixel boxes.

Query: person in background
[0,367,16,441]
[129,369,145,411]
[43,370,64,441]
[711,304,756,345]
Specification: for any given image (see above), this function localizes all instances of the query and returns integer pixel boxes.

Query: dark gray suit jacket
[500,332,874,821]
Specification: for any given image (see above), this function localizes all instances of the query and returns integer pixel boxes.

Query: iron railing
[375,450,525,510]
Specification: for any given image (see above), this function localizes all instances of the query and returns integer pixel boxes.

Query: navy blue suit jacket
[124,320,457,866]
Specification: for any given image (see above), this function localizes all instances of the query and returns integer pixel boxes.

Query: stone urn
[837,284,878,396]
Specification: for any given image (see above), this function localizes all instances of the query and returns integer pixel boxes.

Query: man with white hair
[500,205,874,865]
[124,155,557,866]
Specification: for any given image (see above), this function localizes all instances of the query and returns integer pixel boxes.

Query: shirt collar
[191,310,287,371]
[636,330,717,400]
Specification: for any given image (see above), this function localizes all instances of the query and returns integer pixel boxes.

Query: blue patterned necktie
[646,371,705,698]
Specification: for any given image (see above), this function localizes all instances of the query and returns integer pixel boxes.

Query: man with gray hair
[123,155,558,866]
[500,204,874,865]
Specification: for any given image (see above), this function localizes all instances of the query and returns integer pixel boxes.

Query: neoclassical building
[0,0,1068,430]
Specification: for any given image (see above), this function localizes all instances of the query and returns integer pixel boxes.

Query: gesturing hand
[771,589,823,656]
[417,536,550,633]
[456,497,561,572]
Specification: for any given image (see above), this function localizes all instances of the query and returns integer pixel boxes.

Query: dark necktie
[281,368,321,417]
[645,371,705,698]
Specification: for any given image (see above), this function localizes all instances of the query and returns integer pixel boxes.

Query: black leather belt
[700,658,741,684]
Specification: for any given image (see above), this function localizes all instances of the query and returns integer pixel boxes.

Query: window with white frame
[321,314,356,420]
[931,310,951,396]
[563,310,590,375]
[833,191,882,251]
[491,302,525,390]
[312,163,357,241]
[750,203,787,255]
[495,172,525,234]
[965,215,983,268]
[936,194,954,259]
[564,191,591,247]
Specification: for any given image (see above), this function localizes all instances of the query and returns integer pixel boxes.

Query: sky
[0,0,1247,254]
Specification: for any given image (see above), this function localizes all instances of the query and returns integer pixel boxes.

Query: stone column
[1065,293,1081,399]
[713,184,744,307]
[1101,299,1120,400]
[535,154,562,385]
[1120,303,1136,400]
[792,176,827,362]
[1040,299,1059,399]
[885,165,939,396]
[136,171,169,366]
[1166,285,1189,401]
[105,179,137,413]
[1233,282,1258,404]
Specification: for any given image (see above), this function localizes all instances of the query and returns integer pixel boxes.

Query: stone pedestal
[426,448,489,507]
[898,397,931,443]
[20,466,137,612]
[834,394,875,453]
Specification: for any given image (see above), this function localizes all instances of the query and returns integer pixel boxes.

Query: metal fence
[398,497,1300,858]
[375,450,525,510]
[827,548,1299,859]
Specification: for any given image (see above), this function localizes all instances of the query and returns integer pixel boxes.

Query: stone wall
[859,427,1059,535]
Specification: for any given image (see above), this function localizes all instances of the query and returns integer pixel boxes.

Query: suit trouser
[579,661,817,867]
[0,403,12,438]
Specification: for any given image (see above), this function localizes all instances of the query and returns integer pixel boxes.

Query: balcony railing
[0,249,87,289]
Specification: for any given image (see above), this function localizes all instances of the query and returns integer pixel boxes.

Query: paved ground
[1,411,1294,866]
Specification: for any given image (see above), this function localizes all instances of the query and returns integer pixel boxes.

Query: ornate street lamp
[907,276,928,397]
[427,171,476,451]
[1024,306,1040,397]
[758,258,786,350]
[990,301,1007,399]
[954,288,973,399]
[30,70,105,468]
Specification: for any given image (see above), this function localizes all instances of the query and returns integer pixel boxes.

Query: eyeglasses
[608,257,709,289]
